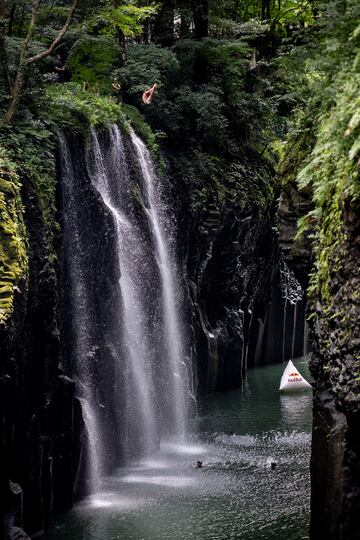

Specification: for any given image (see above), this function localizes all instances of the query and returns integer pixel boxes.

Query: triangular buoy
[279,360,312,392]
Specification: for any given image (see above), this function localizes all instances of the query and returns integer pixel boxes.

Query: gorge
[0,121,308,538]
[0,1,359,539]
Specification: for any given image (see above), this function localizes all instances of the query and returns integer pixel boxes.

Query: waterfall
[130,129,188,437]
[58,133,105,490]
[78,397,103,493]
[58,125,190,493]
[291,302,298,360]
[280,260,303,362]
[86,126,158,457]
[282,299,287,364]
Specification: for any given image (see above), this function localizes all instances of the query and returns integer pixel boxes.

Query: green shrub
[114,44,180,95]
[46,83,127,131]
[279,0,360,303]
[67,36,121,93]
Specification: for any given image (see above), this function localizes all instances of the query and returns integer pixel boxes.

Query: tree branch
[20,0,41,63]
[25,0,78,65]
[2,0,77,124]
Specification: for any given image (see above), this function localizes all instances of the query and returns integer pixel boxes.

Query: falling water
[130,129,188,437]
[291,302,298,360]
[59,125,191,492]
[280,260,303,305]
[280,260,303,362]
[58,133,104,490]
[77,398,103,493]
[282,299,287,364]
[86,126,158,456]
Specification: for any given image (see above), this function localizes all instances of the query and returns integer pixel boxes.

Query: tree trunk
[179,5,192,38]
[192,0,208,38]
[261,0,271,20]
[2,0,77,124]
[3,66,24,124]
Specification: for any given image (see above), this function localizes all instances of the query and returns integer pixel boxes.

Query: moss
[0,122,60,254]
[67,36,121,94]
[0,147,27,324]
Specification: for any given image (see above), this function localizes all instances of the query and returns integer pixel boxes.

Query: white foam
[161,441,208,455]
[121,475,194,488]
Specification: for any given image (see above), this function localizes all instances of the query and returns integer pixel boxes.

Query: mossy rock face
[67,36,120,93]
[0,147,27,324]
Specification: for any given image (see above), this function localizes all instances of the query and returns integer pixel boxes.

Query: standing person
[54,54,66,82]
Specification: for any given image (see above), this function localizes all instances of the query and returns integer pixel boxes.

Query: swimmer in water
[193,460,203,469]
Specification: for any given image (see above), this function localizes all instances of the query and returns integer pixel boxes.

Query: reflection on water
[45,361,312,540]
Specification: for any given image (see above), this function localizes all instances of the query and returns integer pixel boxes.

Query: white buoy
[279,360,312,392]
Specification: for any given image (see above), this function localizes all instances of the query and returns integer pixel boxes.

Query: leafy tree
[279,0,360,300]
[1,0,78,124]
[67,35,121,92]
[85,3,157,46]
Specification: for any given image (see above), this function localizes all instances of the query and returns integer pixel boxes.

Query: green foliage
[114,43,179,94]
[269,0,315,32]
[0,120,59,248]
[118,39,254,147]
[0,146,27,324]
[209,0,260,22]
[85,4,157,39]
[279,0,360,303]
[46,83,127,131]
[67,36,121,93]
[118,38,275,212]
[0,36,55,116]
[209,17,269,39]
[209,0,316,35]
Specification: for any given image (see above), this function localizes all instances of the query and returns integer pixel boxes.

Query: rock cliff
[0,126,306,537]
[309,206,360,540]
[174,155,306,395]
[278,168,360,540]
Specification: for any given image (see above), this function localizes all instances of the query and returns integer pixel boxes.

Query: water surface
[46,361,312,540]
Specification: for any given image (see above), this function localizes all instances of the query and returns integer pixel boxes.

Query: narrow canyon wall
[309,207,360,540]
[177,170,306,395]
[0,127,306,538]
[278,179,360,540]
[0,171,75,538]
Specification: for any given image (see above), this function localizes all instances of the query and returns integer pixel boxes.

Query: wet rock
[277,179,313,287]
[0,170,75,537]
[279,177,360,539]
[5,527,31,540]
[178,193,306,393]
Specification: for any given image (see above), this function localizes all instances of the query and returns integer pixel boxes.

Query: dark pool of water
[45,360,312,540]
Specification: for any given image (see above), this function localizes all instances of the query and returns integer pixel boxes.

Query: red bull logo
[288,373,303,383]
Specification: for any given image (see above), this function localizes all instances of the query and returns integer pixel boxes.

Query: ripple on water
[45,362,312,540]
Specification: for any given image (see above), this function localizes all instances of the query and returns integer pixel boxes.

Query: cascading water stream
[59,124,191,493]
[280,260,303,362]
[58,133,104,492]
[86,126,158,456]
[130,129,188,437]
[291,302,298,360]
